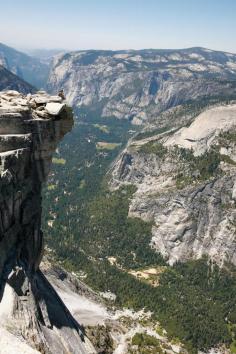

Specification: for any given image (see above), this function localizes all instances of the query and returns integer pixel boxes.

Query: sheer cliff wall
[0,90,94,354]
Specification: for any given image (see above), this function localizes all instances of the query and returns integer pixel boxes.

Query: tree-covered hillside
[42,106,236,353]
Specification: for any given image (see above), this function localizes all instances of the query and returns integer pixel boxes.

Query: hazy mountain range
[2,42,236,125]
[0,42,49,88]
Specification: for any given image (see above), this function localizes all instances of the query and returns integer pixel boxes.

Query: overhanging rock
[0,90,95,354]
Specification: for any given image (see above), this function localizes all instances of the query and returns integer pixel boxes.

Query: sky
[0,0,236,53]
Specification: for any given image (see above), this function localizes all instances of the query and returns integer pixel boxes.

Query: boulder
[45,102,66,115]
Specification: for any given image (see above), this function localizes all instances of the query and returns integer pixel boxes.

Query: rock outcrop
[164,104,236,155]
[0,90,95,353]
[110,103,236,267]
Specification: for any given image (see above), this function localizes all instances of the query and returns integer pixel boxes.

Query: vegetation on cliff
[42,106,236,353]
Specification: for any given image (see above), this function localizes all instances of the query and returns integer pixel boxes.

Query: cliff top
[0,90,66,119]
[0,89,89,353]
[164,103,236,155]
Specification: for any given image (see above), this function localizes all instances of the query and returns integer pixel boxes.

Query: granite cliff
[0,90,95,354]
[110,102,236,267]
[47,47,236,125]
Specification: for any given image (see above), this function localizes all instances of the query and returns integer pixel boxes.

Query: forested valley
[42,107,236,353]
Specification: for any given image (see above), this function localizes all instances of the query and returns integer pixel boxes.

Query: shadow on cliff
[0,268,86,343]
[34,270,85,340]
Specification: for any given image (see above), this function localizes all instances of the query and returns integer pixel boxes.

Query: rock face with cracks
[0,90,95,354]
[47,47,236,125]
[110,103,236,267]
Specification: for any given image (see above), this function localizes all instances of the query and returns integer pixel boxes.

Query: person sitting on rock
[58,89,66,100]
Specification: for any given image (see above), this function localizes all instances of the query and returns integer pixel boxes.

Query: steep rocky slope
[0,43,49,88]
[0,90,95,354]
[110,101,236,266]
[42,260,191,354]
[0,65,34,93]
[48,47,236,124]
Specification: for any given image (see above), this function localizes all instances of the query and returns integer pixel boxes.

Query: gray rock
[232,181,236,200]
[45,102,66,115]
[0,91,94,353]
[34,96,49,104]
[110,103,236,267]
[48,95,63,103]
[47,47,236,125]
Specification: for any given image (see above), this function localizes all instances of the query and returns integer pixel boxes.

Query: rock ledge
[0,91,94,353]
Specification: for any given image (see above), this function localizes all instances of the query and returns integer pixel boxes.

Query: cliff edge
[0,90,94,353]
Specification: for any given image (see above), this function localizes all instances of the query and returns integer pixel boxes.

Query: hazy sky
[1,0,236,53]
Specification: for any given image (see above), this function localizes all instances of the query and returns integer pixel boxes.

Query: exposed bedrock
[110,103,236,267]
[0,90,94,354]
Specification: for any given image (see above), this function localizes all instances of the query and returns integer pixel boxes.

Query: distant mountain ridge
[24,48,66,65]
[0,65,34,93]
[47,46,236,124]
[0,42,49,88]
[1,43,236,117]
